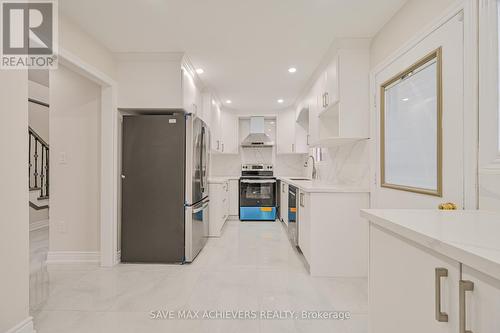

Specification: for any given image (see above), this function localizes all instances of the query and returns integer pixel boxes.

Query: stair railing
[29,126,49,198]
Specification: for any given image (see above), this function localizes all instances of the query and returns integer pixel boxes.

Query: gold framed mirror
[380,48,443,197]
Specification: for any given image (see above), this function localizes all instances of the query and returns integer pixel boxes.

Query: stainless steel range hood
[241,117,274,147]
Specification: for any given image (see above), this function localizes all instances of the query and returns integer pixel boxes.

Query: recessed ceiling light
[226,100,232,104]
[211,100,216,105]
[288,67,297,73]
[402,98,409,102]
[277,99,284,104]
[196,68,204,74]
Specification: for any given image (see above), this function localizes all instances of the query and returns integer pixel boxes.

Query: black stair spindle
[34,138,39,188]
[28,132,32,187]
[45,148,49,197]
[28,127,49,198]
[40,146,45,197]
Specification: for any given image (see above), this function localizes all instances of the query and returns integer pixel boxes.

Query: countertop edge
[278,177,370,193]
[360,209,500,281]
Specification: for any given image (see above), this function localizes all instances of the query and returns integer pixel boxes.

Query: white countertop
[278,177,370,193]
[361,209,500,280]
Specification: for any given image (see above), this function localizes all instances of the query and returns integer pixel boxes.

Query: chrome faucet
[305,155,317,180]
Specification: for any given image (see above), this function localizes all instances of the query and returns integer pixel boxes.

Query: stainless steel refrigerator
[121,112,210,263]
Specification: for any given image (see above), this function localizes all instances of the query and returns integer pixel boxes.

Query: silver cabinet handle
[222,143,224,153]
[300,192,304,207]
[325,92,329,107]
[217,140,220,150]
[459,280,474,333]
[292,143,295,152]
[435,268,449,322]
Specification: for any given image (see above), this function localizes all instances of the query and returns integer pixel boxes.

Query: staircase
[29,126,49,210]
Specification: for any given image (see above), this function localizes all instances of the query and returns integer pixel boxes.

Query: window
[380,49,443,196]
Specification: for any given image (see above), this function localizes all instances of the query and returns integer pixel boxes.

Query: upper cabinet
[296,40,371,148]
[116,53,203,114]
[203,93,238,154]
[277,108,307,154]
[182,67,202,116]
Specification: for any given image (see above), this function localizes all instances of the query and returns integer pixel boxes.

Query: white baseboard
[29,219,49,232]
[5,317,35,333]
[115,250,121,264]
[46,251,100,264]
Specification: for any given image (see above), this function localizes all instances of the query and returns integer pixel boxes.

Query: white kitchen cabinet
[297,190,369,277]
[461,266,500,333]
[228,179,239,216]
[116,54,204,111]
[294,41,370,146]
[277,108,308,154]
[279,182,288,224]
[317,57,340,114]
[221,111,239,154]
[297,190,311,263]
[208,180,229,237]
[182,68,201,116]
[370,225,460,333]
[205,94,238,154]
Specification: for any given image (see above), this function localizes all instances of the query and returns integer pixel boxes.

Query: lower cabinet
[280,182,289,224]
[295,190,369,277]
[228,179,239,216]
[297,190,311,263]
[461,265,500,333]
[370,224,500,333]
[370,225,459,333]
[208,181,229,237]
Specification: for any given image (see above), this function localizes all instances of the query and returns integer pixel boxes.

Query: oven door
[239,179,276,207]
[239,179,277,221]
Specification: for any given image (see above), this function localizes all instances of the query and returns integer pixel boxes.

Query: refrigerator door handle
[193,201,209,214]
[200,126,205,193]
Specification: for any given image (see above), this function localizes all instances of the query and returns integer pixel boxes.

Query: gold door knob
[438,202,457,210]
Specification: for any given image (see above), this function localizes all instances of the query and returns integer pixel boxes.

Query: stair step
[29,187,42,192]
[38,196,49,201]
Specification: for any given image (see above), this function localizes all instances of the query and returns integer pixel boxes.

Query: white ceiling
[60,0,406,112]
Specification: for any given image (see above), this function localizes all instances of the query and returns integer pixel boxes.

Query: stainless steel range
[239,164,277,221]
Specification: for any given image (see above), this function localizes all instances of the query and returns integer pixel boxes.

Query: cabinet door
[324,57,339,107]
[228,179,239,216]
[277,109,295,154]
[182,69,197,115]
[370,225,459,333]
[297,191,310,262]
[210,103,222,152]
[462,266,500,333]
[308,82,321,144]
[280,182,288,224]
[221,110,238,154]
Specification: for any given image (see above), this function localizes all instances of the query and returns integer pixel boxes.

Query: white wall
[0,71,32,332]
[370,0,457,69]
[59,15,117,80]
[49,65,101,253]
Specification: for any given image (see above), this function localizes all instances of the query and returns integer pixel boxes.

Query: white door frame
[57,48,119,267]
[369,0,479,209]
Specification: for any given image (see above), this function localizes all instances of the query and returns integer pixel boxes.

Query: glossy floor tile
[32,220,368,332]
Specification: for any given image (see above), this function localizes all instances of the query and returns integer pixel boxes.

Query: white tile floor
[30,221,368,333]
